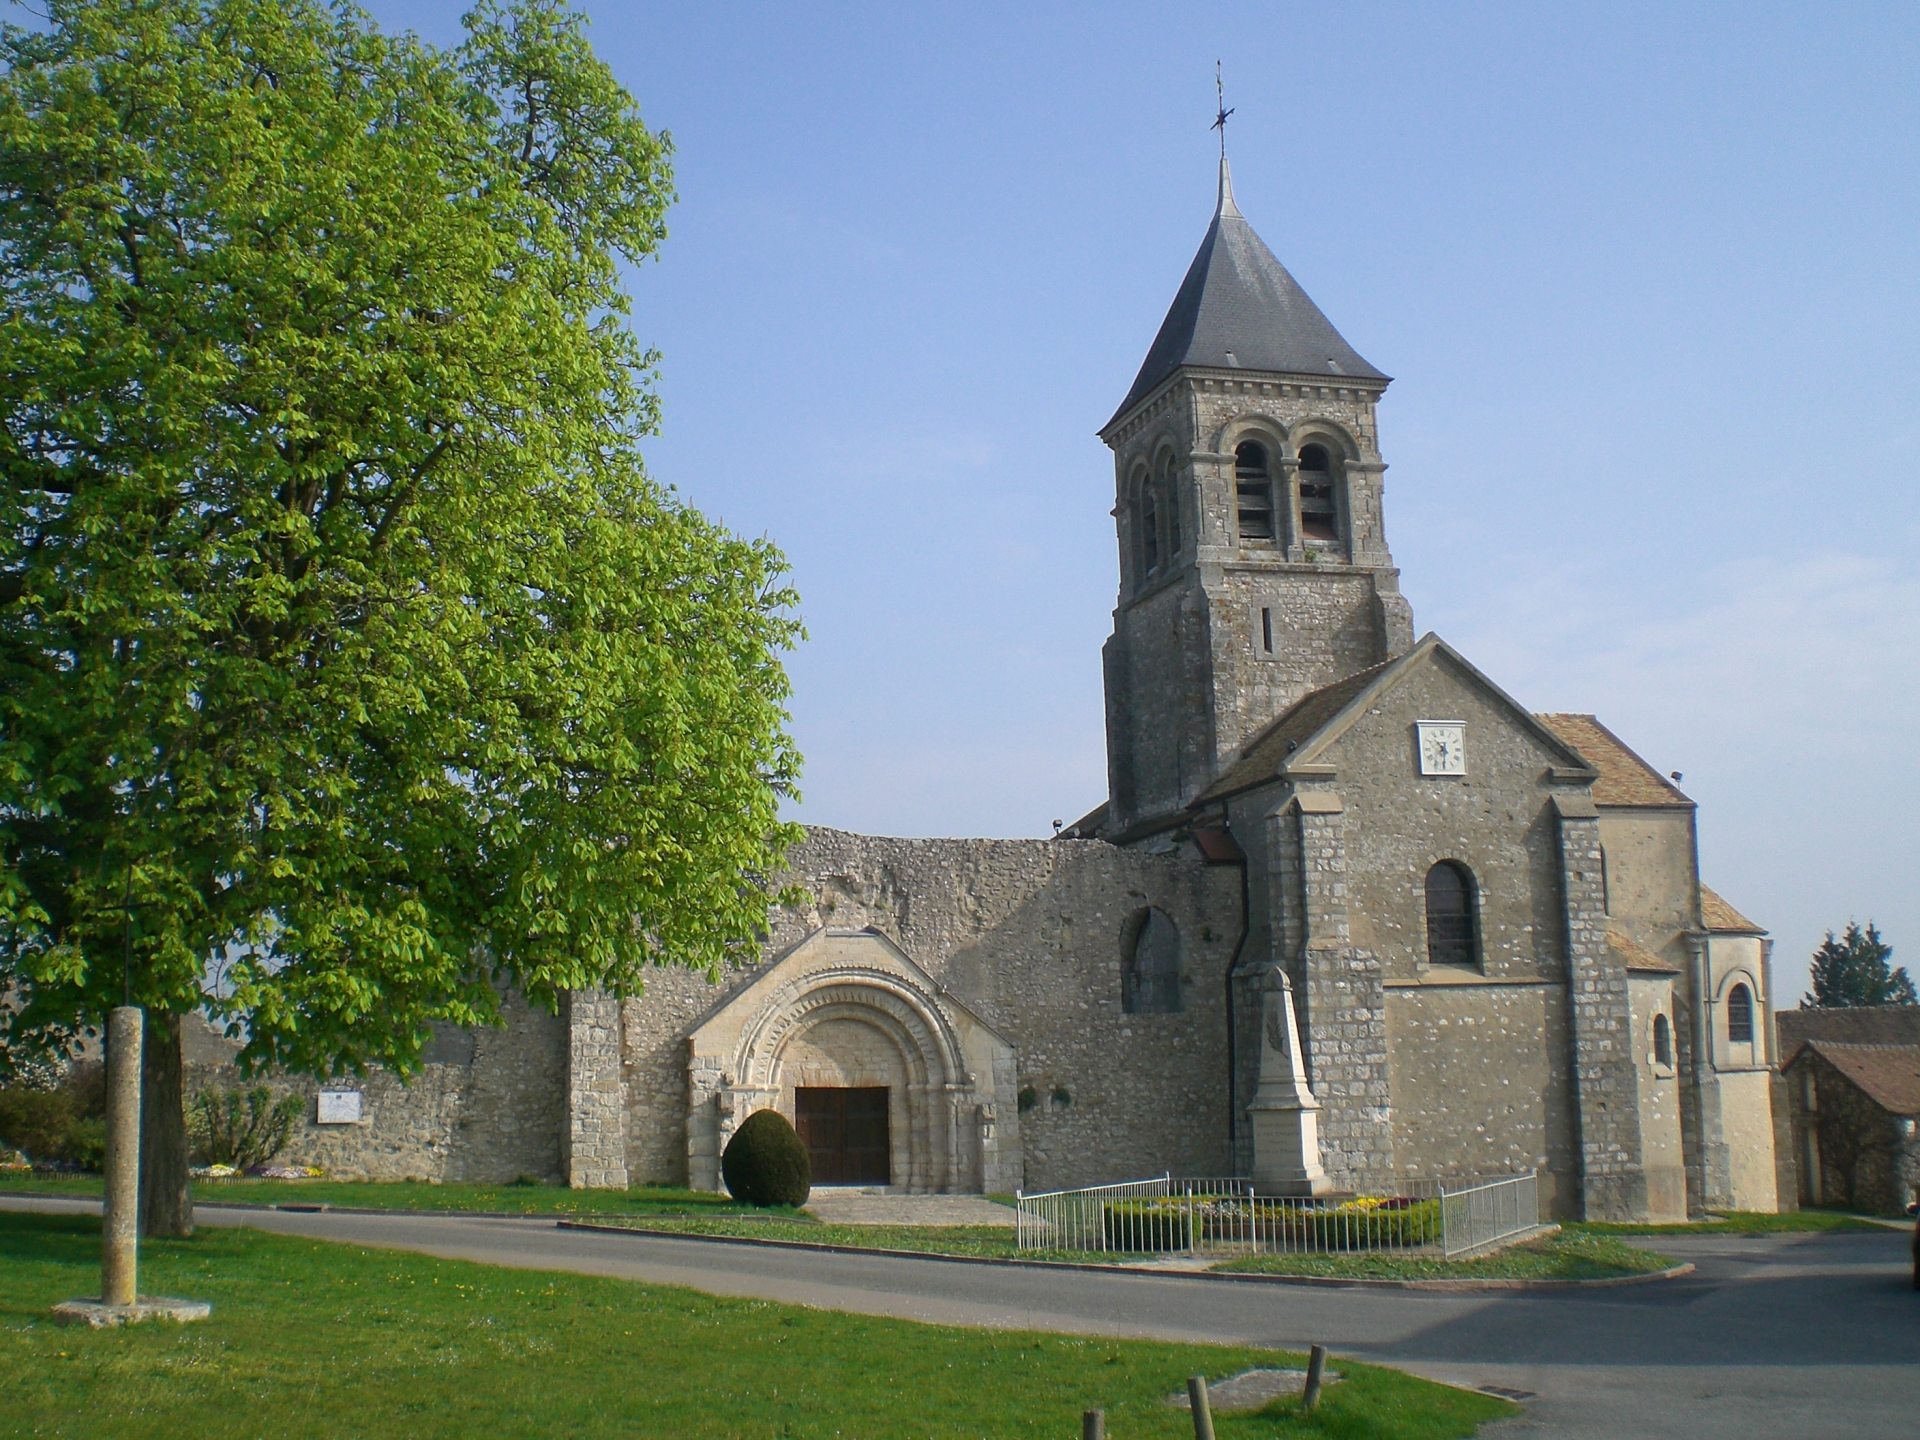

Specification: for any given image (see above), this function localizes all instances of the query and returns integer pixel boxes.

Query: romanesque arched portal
[684,928,1018,1194]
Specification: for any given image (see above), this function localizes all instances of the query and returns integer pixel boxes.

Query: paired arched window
[1424,861,1479,968]
[1726,983,1754,1044]
[1158,455,1181,558]
[1138,474,1160,578]
[1234,441,1275,542]
[1132,457,1182,584]
[1296,442,1341,542]
[1123,907,1183,1014]
[1652,1012,1674,1068]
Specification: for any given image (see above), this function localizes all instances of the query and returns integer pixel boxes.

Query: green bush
[0,1068,108,1168]
[188,1086,305,1170]
[0,1087,74,1163]
[1102,1198,1194,1253]
[720,1109,811,1207]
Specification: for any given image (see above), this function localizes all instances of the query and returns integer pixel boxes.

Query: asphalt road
[10,1197,1916,1438]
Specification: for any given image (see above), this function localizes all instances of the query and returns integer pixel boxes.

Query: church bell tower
[1099,157,1414,838]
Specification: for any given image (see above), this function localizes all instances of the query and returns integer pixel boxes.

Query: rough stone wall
[1273,790,1396,1190]
[565,990,628,1188]
[201,993,566,1183]
[1791,1049,1920,1214]
[1554,796,1649,1219]
[1101,574,1213,829]
[613,827,1242,1192]
[1384,982,1577,1210]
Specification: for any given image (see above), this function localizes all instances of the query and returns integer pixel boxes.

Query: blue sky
[24,1,1920,1005]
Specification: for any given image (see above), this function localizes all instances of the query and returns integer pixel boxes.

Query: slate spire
[1109,156,1386,427]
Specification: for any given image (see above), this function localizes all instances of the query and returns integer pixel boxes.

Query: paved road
[11,1197,1916,1437]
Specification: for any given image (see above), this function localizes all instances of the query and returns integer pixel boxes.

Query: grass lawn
[0,1172,798,1219]
[0,1212,1513,1439]
[1210,1230,1675,1282]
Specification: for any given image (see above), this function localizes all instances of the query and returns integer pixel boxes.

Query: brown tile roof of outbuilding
[1700,885,1764,935]
[1610,927,1683,974]
[1794,1040,1920,1116]
[1777,1004,1920,1062]
[1535,714,1692,807]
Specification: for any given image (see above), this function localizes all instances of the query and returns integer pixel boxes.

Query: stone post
[53,1007,209,1326]
[102,1005,141,1307]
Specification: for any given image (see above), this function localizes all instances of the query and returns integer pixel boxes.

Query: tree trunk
[138,1010,194,1238]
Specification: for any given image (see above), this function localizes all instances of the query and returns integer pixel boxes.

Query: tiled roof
[1700,885,1764,935]
[1610,927,1682,974]
[1535,714,1692,807]
[1198,658,1398,802]
[1797,1040,1920,1116]
[1777,1004,1920,1061]
[1108,158,1385,426]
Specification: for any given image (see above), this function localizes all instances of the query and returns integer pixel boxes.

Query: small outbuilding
[1778,1008,1920,1215]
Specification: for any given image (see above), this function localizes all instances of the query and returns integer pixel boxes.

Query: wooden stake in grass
[1186,1374,1216,1440]
[1081,1408,1104,1439]
[1303,1343,1329,1414]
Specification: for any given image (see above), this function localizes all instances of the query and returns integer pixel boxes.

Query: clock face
[1417,722,1466,777]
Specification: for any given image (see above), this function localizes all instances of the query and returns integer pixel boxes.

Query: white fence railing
[1013,1170,1539,1259]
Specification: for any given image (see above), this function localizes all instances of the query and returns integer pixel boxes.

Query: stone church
[276,158,1782,1222]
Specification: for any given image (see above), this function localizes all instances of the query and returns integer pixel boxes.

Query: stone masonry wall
[614,827,1242,1192]
[193,992,566,1183]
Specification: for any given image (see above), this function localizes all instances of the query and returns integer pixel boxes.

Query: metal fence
[1013,1170,1539,1259]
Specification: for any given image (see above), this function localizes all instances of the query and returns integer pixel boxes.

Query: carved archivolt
[735,965,969,1091]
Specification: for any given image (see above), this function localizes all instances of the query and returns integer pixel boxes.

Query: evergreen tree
[1805,923,1915,1008]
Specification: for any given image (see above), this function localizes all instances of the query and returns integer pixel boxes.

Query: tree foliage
[1805,922,1914,1009]
[0,0,801,1225]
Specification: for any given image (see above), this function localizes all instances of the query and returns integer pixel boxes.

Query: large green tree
[0,0,801,1234]
[1804,922,1914,1009]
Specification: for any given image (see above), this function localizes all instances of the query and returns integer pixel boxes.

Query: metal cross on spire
[1212,60,1234,158]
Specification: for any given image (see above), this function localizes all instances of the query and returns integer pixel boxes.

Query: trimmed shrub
[1102,1198,1194,1253]
[188,1085,305,1170]
[720,1109,811,1207]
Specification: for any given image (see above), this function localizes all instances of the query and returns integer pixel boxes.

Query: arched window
[1138,475,1160,578]
[1652,1012,1674,1068]
[1297,442,1341,542]
[1158,455,1182,559]
[1123,908,1183,1014]
[1234,441,1275,542]
[1726,983,1754,1044]
[1424,861,1479,968]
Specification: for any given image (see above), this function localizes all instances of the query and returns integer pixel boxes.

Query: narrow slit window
[1297,442,1340,542]
[1260,607,1273,653]
[1652,1012,1674,1068]
[1235,441,1275,542]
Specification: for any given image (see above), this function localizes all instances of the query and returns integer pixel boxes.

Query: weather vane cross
[1213,60,1233,157]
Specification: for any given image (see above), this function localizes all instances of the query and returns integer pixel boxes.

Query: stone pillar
[1247,966,1331,1195]
[564,990,629,1190]
[1283,788,1395,1191]
[1554,793,1648,1220]
[102,1006,142,1306]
